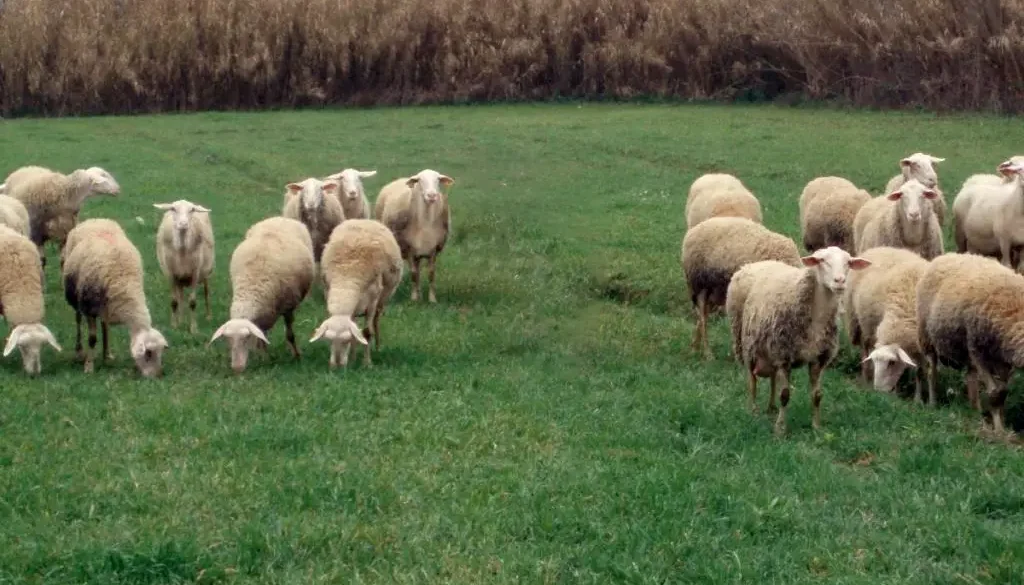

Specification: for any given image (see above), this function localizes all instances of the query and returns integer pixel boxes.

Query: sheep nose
[908,211,921,220]
[834,275,846,285]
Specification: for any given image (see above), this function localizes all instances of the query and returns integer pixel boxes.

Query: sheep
[681,216,801,360]
[853,179,944,259]
[61,218,168,377]
[310,219,404,369]
[726,246,871,434]
[375,169,454,303]
[325,168,376,220]
[685,173,762,229]
[798,176,872,252]
[843,246,929,399]
[282,177,345,262]
[0,194,29,236]
[154,200,215,334]
[0,225,62,375]
[5,166,120,269]
[209,217,315,373]
[883,153,947,225]
[951,159,1024,269]
[917,252,1024,437]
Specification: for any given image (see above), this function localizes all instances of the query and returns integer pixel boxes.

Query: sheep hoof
[105,353,115,361]
[773,423,787,437]
[84,361,95,374]
[190,322,198,335]
[767,404,778,415]
[750,404,760,415]
[428,293,438,304]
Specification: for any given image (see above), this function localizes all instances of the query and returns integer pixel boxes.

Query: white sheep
[843,246,929,399]
[325,168,376,220]
[375,169,454,303]
[917,252,1024,437]
[685,173,762,229]
[681,216,801,360]
[209,217,315,373]
[951,159,1024,269]
[798,176,871,252]
[310,219,403,369]
[883,153,947,225]
[282,177,345,262]
[853,179,944,259]
[61,218,168,377]
[0,225,62,374]
[726,246,871,434]
[154,200,215,333]
[0,194,30,236]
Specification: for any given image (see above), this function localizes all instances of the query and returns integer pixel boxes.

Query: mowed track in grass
[1,104,1023,584]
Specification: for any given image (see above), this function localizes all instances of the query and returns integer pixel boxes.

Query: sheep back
[321,219,403,316]
[0,195,30,236]
[845,246,928,353]
[0,225,44,324]
[685,173,762,228]
[799,176,871,252]
[726,260,793,363]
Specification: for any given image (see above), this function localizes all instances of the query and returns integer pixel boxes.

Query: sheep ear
[886,190,903,201]
[928,156,945,164]
[439,175,454,186]
[309,321,329,343]
[801,256,822,267]
[130,337,147,358]
[245,321,270,345]
[900,158,915,168]
[286,183,303,193]
[359,170,377,178]
[348,321,369,346]
[896,347,917,367]
[208,323,229,347]
[3,326,23,357]
[405,177,420,188]
[922,189,938,200]
[849,258,872,270]
[192,205,211,213]
[41,326,62,352]
[153,203,174,211]
[322,182,339,194]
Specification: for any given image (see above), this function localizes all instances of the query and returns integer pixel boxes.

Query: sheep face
[900,153,944,189]
[130,327,168,378]
[309,315,368,369]
[865,344,917,392]
[287,178,339,225]
[328,169,376,201]
[800,246,871,293]
[3,323,61,375]
[154,200,210,248]
[85,167,121,195]
[406,169,454,205]
[886,179,938,224]
[209,318,270,374]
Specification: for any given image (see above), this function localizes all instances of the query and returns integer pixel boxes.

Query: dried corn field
[0,0,1022,116]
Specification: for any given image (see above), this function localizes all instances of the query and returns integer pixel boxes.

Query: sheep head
[309,315,368,370]
[801,246,871,293]
[899,153,944,189]
[864,344,917,392]
[997,158,1024,179]
[130,327,168,378]
[406,169,454,205]
[209,318,269,374]
[154,199,210,248]
[886,179,939,225]
[84,167,121,196]
[326,168,376,201]
[3,323,61,376]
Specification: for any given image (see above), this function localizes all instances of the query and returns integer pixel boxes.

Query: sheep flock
[3,154,1024,442]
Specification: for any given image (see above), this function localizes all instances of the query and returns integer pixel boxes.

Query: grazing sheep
[681,216,801,360]
[326,168,376,220]
[685,173,762,229]
[843,246,929,398]
[310,219,403,369]
[798,176,871,252]
[0,225,62,375]
[61,219,168,377]
[282,177,345,262]
[154,200,215,333]
[917,252,1024,436]
[0,194,29,236]
[726,246,871,434]
[6,166,120,269]
[209,217,315,373]
[853,179,944,259]
[375,169,454,303]
[951,159,1024,269]
[883,153,947,225]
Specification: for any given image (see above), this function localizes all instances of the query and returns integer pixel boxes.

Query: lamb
[883,153,947,225]
[310,219,403,369]
[5,166,120,269]
[375,169,454,303]
[61,218,168,377]
[0,194,29,236]
[917,252,1024,437]
[209,217,315,373]
[685,173,762,229]
[853,179,944,259]
[281,177,346,262]
[951,159,1024,269]
[681,216,802,360]
[843,246,929,399]
[0,225,62,375]
[798,176,872,252]
[154,200,215,333]
[726,246,871,434]
[325,168,376,220]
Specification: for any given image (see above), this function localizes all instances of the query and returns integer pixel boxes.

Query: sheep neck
[410,188,444,223]
[67,171,94,210]
[804,270,839,324]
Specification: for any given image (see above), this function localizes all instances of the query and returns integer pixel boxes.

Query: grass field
[1,103,1024,584]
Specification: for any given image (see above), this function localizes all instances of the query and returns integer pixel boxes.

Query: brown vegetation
[0,0,1022,116]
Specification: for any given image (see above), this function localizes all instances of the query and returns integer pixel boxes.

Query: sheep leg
[1000,239,1014,269]
[284,312,300,359]
[427,254,439,304]
[858,345,871,386]
[409,256,421,302]
[925,353,939,407]
[371,304,384,351]
[203,280,212,320]
[980,369,1012,439]
[170,284,181,328]
[809,362,824,430]
[767,371,779,414]
[746,364,759,414]
[966,370,982,412]
[914,366,926,405]
[84,317,98,373]
[188,287,198,334]
[774,368,792,436]
[102,321,113,361]
[75,311,84,361]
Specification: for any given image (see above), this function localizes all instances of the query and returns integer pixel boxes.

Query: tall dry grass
[1,0,1022,116]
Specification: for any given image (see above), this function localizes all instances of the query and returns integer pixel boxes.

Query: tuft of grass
[1,103,1024,583]
[1,0,1024,116]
